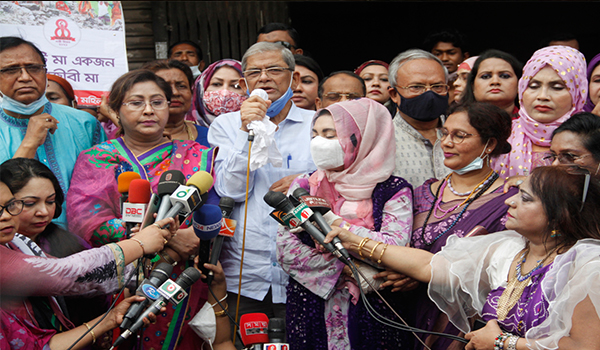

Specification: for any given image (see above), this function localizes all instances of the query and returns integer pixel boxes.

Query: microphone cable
[233,131,254,343]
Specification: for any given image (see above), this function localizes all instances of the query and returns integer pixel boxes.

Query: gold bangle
[377,244,389,265]
[130,238,146,255]
[214,302,229,317]
[369,241,382,260]
[357,237,370,258]
[83,322,96,344]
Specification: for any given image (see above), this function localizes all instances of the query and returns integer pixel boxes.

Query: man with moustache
[388,49,451,187]
[208,42,315,347]
[315,71,365,109]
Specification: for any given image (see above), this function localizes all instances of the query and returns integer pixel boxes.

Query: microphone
[265,317,289,350]
[122,179,151,237]
[247,89,269,141]
[239,313,270,350]
[160,171,214,224]
[291,188,350,261]
[117,171,141,211]
[263,191,350,265]
[111,267,201,349]
[192,204,222,278]
[206,197,236,285]
[155,170,186,223]
[120,262,173,330]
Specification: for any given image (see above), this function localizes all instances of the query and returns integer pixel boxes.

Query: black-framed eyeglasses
[243,67,293,80]
[437,127,479,144]
[273,41,296,50]
[542,152,592,165]
[0,64,46,77]
[323,92,363,102]
[0,199,24,217]
[395,83,449,95]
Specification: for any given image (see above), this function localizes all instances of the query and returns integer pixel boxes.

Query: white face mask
[454,140,490,175]
[189,302,216,348]
[311,136,345,170]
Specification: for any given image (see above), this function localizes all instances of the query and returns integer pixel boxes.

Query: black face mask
[397,90,448,122]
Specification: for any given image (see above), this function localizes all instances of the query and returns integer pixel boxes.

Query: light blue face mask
[1,91,49,115]
[246,75,294,118]
[454,140,490,175]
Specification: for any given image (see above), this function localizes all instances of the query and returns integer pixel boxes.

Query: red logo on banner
[51,19,75,41]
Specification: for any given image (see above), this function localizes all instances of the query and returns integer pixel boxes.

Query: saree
[67,138,216,350]
[409,178,517,350]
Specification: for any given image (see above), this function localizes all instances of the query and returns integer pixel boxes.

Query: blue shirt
[208,104,316,303]
[0,103,106,227]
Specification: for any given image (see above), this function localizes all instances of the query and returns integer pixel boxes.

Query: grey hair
[241,42,295,72]
[388,49,448,87]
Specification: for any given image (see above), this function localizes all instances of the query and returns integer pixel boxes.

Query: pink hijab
[308,98,396,228]
[492,46,587,178]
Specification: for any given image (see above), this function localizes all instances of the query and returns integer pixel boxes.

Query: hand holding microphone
[240,89,271,133]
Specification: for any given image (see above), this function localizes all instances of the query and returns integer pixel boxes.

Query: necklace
[447,173,493,196]
[433,170,495,219]
[184,121,195,140]
[496,244,559,320]
[421,171,499,245]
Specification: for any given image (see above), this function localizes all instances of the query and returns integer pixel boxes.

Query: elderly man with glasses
[207,41,315,346]
[0,36,105,227]
[315,70,366,109]
[388,48,452,187]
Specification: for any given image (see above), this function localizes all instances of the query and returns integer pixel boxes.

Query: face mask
[454,140,490,175]
[398,90,448,122]
[189,302,216,347]
[203,90,247,117]
[246,75,294,118]
[1,93,49,115]
[311,136,345,170]
[190,65,201,78]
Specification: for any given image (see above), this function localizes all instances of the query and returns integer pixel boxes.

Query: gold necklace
[496,245,558,320]
[184,121,195,140]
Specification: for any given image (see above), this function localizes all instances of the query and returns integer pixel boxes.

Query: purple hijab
[584,53,600,112]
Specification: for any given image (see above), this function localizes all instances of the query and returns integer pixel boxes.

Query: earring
[551,230,562,238]
[509,201,516,206]
[487,149,491,152]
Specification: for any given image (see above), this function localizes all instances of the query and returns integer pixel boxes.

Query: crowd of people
[1,21,600,350]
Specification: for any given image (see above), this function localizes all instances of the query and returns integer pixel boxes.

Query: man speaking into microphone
[208,41,316,346]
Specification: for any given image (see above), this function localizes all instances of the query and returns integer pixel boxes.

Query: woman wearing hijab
[583,53,600,116]
[277,98,413,350]
[492,46,588,179]
[187,59,247,127]
[452,56,479,103]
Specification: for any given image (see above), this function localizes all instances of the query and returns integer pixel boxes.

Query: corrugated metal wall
[122,1,290,70]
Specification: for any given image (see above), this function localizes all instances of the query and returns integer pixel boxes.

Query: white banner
[0,1,128,106]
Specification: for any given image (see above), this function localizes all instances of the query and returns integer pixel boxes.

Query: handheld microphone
[155,170,186,222]
[117,171,141,211]
[123,179,151,237]
[247,89,269,141]
[111,267,201,349]
[265,317,289,350]
[120,262,173,330]
[206,197,235,285]
[239,313,270,349]
[160,171,214,224]
[192,204,222,278]
[263,191,350,265]
[291,188,351,261]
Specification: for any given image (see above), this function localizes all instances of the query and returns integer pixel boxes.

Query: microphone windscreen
[117,172,141,194]
[192,204,222,240]
[157,170,186,196]
[240,313,270,346]
[250,88,268,101]
[128,179,151,204]
[187,171,214,194]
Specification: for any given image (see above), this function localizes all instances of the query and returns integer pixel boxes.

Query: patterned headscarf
[457,56,479,72]
[308,98,396,228]
[47,74,75,101]
[583,53,600,112]
[354,60,389,75]
[493,46,587,178]
[186,59,245,127]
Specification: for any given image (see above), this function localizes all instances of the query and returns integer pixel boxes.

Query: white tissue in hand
[248,116,282,171]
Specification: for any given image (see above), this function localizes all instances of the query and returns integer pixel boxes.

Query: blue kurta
[0,102,106,227]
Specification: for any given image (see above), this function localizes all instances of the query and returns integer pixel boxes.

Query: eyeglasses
[122,100,170,111]
[0,199,24,217]
[437,128,478,144]
[542,152,592,165]
[273,41,296,50]
[395,83,449,95]
[243,67,293,80]
[562,165,591,212]
[323,92,363,102]
[0,64,46,77]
